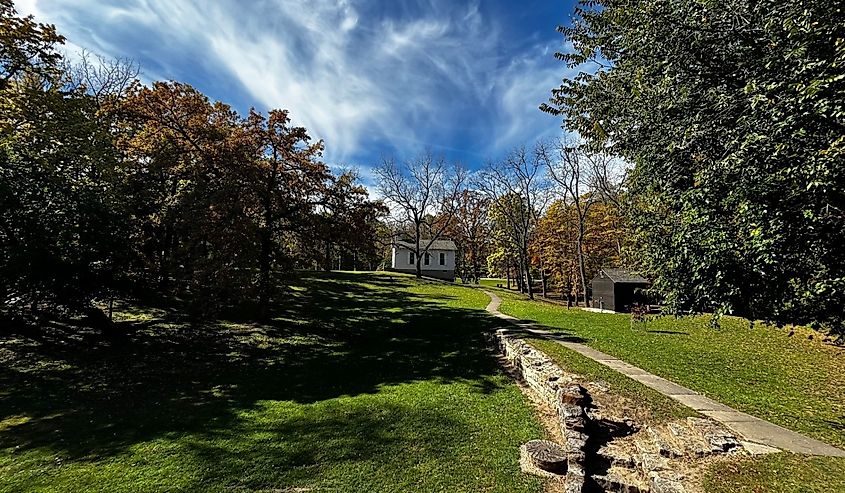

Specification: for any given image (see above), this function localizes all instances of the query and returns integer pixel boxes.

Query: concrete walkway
[482,290,845,457]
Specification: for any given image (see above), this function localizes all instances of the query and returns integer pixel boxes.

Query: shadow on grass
[497,326,588,345]
[0,272,505,467]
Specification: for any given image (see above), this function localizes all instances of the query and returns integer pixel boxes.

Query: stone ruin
[490,329,767,493]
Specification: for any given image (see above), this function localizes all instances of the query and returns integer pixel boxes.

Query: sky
[17,0,581,185]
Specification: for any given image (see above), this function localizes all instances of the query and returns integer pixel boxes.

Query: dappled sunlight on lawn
[0,272,542,492]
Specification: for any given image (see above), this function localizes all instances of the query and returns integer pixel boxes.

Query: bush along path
[482,290,845,458]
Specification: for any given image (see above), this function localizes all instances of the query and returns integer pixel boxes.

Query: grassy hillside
[0,273,543,493]
[495,289,845,449]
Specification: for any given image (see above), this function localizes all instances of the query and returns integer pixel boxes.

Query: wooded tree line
[0,1,385,321]
[543,0,844,336]
[376,141,625,303]
[378,0,844,338]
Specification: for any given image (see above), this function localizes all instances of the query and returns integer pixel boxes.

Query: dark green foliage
[545,0,845,334]
[0,3,385,318]
[0,2,129,312]
[1,85,129,310]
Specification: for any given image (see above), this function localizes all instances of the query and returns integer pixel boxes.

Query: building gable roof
[598,268,648,284]
[394,239,457,251]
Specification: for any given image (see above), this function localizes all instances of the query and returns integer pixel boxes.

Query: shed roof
[395,239,457,251]
[598,268,648,284]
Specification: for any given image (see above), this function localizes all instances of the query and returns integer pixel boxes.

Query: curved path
[482,289,845,457]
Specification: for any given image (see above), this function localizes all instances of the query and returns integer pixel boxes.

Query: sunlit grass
[0,272,543,493]
[703,454,845,493]
[495,289,845,448]
[525,337,696,424]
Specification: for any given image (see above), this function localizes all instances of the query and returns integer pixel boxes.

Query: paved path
[482,290,845,457]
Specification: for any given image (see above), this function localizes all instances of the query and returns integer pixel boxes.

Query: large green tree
[477,145,548,299]
[545,0,845,335]
[0,1,130,313]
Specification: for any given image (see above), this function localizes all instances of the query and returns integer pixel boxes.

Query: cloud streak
[17,0,574,169]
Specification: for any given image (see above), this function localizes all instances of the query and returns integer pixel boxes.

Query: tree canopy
[0,2,385,320]
[544,0,845,334]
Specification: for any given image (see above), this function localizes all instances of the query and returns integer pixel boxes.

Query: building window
[409,251,415,264]
[439,252,446,265]
[424,253,430,265]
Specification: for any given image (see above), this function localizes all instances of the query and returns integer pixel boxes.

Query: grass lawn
[456,278,507,289]
[491,288,845,491]
[703,454,845,493]
[0,273,544,492]
[494,289,845,450]
[526,338,696,424]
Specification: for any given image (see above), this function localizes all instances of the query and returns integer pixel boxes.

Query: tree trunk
[541,268,547,298]
[414,229,422,277]
[576,224,588,307]
[506,265,512,290]
[159,220,174,289]
[524,252,534,300]
[258,227,272,304]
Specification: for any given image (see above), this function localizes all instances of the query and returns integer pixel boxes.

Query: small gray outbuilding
[590,268,650,313]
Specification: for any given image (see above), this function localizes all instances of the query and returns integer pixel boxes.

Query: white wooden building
[391,240,456,281]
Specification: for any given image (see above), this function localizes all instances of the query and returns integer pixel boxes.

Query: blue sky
[18,0,580,182]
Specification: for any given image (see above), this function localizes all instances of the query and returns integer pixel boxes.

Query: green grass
[495,290,845,449]
[0,272,543,492]
[703,454,845,493]
[525,338,696,424]
[455,278,507,288]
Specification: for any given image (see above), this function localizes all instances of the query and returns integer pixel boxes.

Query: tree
[541,141,598,306]
[0,0,64,89]
[64,51,138,113]
[375,153,466,278]
[0,2,130,316]
[121,81,255,309]
[242,108,329,307]
[544,0,845,336]
[315,170,388,271]
[448,190,490,283]
[532,200,578,300]
[487,227,520,289]
[532,198,621,303]
[476,145,548,299]
[540,141,625,305]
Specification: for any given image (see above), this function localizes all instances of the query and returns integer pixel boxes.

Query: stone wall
[490,328,749,493]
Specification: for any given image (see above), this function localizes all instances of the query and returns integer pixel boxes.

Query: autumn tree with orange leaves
[0,2,384,321]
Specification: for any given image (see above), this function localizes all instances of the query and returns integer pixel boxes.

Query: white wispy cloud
[17,0,575,166]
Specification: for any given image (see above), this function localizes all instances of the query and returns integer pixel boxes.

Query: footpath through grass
[0,273,543,493]
[491,287,845,492]
[494,288,845,449]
